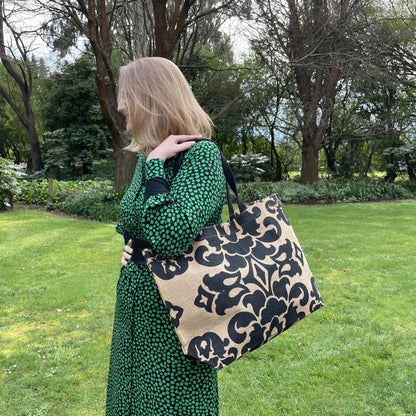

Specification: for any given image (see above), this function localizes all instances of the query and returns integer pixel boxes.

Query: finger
[121,253,131,265]
[166,134,202,145]
[178,140,196,150]
[173,135,202,143]
[124,245,133,254]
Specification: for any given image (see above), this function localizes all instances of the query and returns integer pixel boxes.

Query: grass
[1,202,416,415]
[219,200,416,416]
[0,208,121,416]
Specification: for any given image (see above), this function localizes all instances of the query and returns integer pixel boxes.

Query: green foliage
[383,144,416,181]
[16,176,415,223]
[41,55,113,180]
[60,182,123,222]
[16,179,122,222]
[228,153,274,182]
[0,158,25,210]
[399,179,416,194]
[43,56,100,130]
[18,179,94,206]
[238,178,413,204]
[41,124,113,180]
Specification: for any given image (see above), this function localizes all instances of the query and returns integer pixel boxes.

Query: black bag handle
[173,139,246,219]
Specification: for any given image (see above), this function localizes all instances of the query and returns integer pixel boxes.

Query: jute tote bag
[132,142,324,369]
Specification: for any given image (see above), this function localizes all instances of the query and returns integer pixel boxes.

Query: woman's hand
[146,135,202,162]
[121,239,133,265]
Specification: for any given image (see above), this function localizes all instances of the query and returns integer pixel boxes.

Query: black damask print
[195,270,250,315]
[188,332,236,369]
[148,255,193,280]
[194,245,224,267]
[165,301,184,327]
[146,193,324,369]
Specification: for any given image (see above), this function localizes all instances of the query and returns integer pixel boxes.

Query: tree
[0,0,43,171]
[243,69,291,181]
[374,2,416,181]
[112,0,235,63]
[0,92,28,163]
[34,0,236,188]
[41,55,113,179]
[251,0,362,183]
[321,1,416,180]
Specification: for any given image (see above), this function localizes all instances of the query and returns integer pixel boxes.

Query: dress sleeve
[141,140,225,259]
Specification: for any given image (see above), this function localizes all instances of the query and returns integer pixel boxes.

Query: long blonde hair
[118,57,212,154]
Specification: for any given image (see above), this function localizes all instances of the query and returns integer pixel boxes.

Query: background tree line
[0,0,415,189]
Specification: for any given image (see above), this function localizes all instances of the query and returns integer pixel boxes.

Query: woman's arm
[141,138,225,259]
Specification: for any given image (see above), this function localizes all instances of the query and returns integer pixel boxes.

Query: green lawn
[1,202,416,416]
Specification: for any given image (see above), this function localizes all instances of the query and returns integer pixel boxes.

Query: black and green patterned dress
[106,140,226,416]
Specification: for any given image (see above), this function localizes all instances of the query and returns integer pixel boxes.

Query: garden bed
[13,177,416,222]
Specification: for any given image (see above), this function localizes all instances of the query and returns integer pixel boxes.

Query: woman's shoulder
[186,139,220,160]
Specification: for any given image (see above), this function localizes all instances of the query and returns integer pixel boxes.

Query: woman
[106,57,226,416]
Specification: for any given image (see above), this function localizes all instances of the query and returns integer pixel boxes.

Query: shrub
[59,182,123,222]
[0,159,25,210]
[238,178,413,204]
[399,179,416,194]
[229,153,274,182]
[16,179,123,222]
[15,177,414,222]
[18,179,98,206]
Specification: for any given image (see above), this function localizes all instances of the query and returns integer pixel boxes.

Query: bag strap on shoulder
[172,139,246,219]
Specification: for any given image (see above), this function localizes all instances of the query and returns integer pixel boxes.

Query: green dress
[106,140,226,416]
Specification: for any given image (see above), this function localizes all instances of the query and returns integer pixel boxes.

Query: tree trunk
[324,145,337,175]
[384,167,397,183]
[284,0,351,183]
[94,62,136,189]
[270,136,282,181]
[405,152,416,181]
[362,144,376,179]
[0,81,44,171]
[152,0,195,59]
[89,0,137,189]
[27,111,43,171]
[407,166,416,182]
[323,114,337,175]
[113,147,138,190]
[300,141,320,184]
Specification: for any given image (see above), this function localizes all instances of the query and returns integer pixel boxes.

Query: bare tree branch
[0,0,43,170]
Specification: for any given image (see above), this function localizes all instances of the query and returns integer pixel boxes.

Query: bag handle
[173,139,246,219]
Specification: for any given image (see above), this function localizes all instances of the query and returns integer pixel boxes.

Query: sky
[220,16,252,62]
[2,4,252,70]
[2,1,79,69]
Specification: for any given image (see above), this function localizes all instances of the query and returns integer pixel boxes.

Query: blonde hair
[118,57,212,154]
